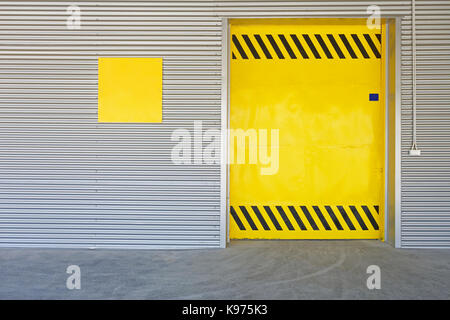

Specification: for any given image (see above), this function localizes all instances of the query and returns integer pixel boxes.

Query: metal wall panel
[399,1,450,248]
[0,0,449,248]
[0,1,222,249]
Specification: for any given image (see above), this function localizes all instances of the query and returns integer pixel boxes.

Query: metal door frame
[220,17,402,248]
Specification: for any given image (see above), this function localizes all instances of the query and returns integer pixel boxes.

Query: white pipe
[411,0,419,152]
[409,0,421,155]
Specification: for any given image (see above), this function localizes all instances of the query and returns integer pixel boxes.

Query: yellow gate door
[230,18,385,239]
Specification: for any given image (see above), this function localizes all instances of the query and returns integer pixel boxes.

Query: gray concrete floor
[0,240,449,299]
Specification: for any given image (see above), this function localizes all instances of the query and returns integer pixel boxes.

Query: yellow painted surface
[98,57,162,123]
[230,19,385,239]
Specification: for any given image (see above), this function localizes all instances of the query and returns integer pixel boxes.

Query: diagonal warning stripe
[239,205,258,230]
[302,34,321,59]
[325,205,344,230]
[351,34,370,58]
[231,205,381,232]
[278,34,297,59]
[230,206,245,230]
[232,34,248,59]
[326,34,345,59]
[315,34,333,59]
[337,205,356,230]
[361,205,379,230]
[276,206,295,230]
[232,33,382,60]
[288,205,307,230]
[266,34,285,59]
[242,34,260,59]
[313,206,332,230]
[363,34,381,58]
[376,33,381,43]
[254,34,273,59]
[339,34,358,58]
[264,205,283,230]
[300,205,319,230]
[290,34,309,59]
[251,205,270,230]
[349,205,368,230]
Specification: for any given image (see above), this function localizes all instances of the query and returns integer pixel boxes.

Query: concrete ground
[0,240,448,299]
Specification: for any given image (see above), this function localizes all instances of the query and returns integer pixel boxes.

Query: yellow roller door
[229,18,385,240]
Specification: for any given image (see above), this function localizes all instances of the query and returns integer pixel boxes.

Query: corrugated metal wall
[0,1,449,249]
[0,1,223,249]
[399,1,450,248]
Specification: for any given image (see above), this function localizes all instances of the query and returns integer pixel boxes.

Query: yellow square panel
[98,57,162,123]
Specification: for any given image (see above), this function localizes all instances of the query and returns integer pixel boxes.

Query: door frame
[220,17,402,248]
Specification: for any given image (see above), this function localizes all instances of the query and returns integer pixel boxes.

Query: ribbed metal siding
[0,1,222,249]
[0,1,449,249]
[400,1,450,248]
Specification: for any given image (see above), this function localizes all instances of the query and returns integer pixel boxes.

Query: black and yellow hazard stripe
[230,205,380,231]
[231,33,381,60]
